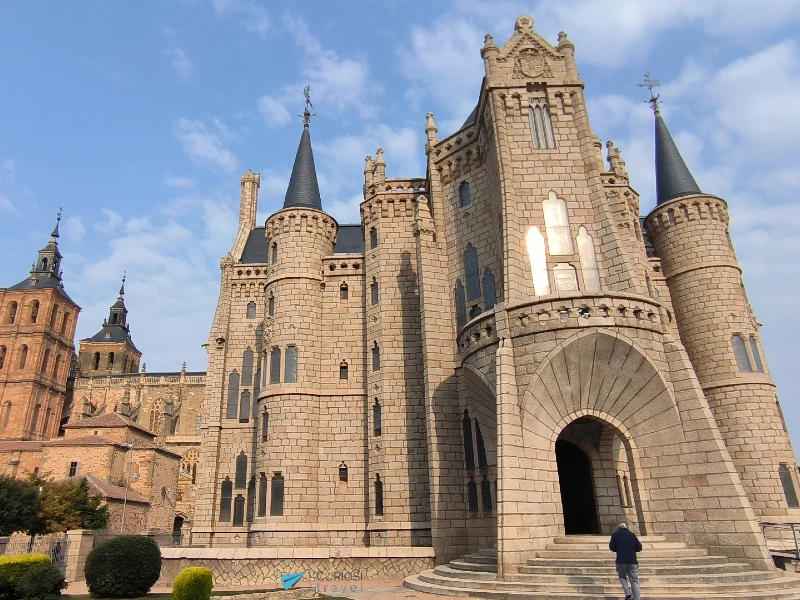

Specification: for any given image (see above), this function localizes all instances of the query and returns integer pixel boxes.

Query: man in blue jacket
[609,522,642,600]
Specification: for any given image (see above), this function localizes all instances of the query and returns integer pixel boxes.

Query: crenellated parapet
[265,207,338,245]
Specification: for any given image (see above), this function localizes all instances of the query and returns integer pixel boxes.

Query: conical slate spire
[283,125,322,210]
[655,112,701,205]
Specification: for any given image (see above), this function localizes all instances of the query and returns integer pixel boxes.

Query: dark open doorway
[556,439,599,535]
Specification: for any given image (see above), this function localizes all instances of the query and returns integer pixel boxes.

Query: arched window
[242,348,254,385]
[239,390,251,421]
[271,242,277,264]
[270,473,284,516]
[468,477,479,512]
[373,398,382,437]
[459,181,471,207]
[43,406,52,436]
[261,411,269,442]
[226,371,240,419]
[219,477,232,522]
[553,263,579,292]
[542,191,573,255]
[370,227,378,249]
[469,305,482,320]
[60,312,70,335]
[455,280,466,331]
[284,346,298,383]
[246,301,256,319]
[49,304,59,329]
[731,334,753,372]
[235,451,247,489]
[528,97,555,149]
[0,346,5,370]
[258,474,267,517]
[52,355,62,380]
[7,301,18,324]
[93,352,100,370]
[482,269,496,310]
[111,313,118,324]
[481,477,492,512]
[374,474,384,516]
[525,226,550,295]
[108,352,115,369]
[462,409,475,471]
[246,476,256,522]
[464,244,481,301]
[30,301,39,323]
[17,345,28,370]
[269,348,281,384]
[30,404,41,433]
[371,278,379,305]
[268,293,275,316]
[749,336,765,373]
[476,421,488,471]
[41,349,51,374]
[340,283,348,300]
[577,226,601,292]
[339,361,349,380]
[2,403,11,428]
[372,342,380,371]
[180,449,199,484]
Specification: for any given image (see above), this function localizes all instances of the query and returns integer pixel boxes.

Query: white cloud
[163,47,193,82]
[63,217,85,243]
[0,192,14,213]
[212,0,270,38]
[257,95,292,127]
[172,117,238,172]
[164,175,196,189]
[93,209,124,234]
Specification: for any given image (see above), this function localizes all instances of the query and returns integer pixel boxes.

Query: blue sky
[1,1,799,443]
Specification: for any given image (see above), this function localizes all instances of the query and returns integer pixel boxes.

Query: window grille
[481,478,492,512]
[270,473,284,516]
[463,410,475,471]
[468,478,479,512]
[528,97,555,149]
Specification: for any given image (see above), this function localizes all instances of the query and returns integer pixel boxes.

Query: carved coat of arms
[514,47,553,79]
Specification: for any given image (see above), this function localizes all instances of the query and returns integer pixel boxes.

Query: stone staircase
[405,535,800,599]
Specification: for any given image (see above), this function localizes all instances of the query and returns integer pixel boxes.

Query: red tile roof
[61,473,149,504]
[0,441,44,452]
[43,435,120,447]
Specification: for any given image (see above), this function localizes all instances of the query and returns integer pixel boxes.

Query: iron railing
[2,535,67,567]
[761,522,800,559]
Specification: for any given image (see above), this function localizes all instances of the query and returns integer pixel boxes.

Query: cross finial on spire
[119,270,127,297]
[299,85,316,128]
[638,71,661,114]
[51,205,63,240]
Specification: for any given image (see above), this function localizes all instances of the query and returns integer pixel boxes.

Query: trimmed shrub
[173,567,213,600]
[0,555,51,600]
[84,536,161,598]
[13,563,66,600]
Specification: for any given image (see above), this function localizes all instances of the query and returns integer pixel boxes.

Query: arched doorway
[172,516,184,544]
[555,439,599,535]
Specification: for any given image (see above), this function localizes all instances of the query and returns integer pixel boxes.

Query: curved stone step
[543,541,690,551]
[463,553,499,564]
[536,548,708,559]
[517,561,750,575]
[448,559,498,573]
[526,554,729,567]
[508,568,779,585]
[552,534,668,544]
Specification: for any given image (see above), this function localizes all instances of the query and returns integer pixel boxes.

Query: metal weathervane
[638,71,661,114]
[299,85,316,126]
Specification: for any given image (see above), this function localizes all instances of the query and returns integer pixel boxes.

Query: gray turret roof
[240,225,364,264]
[283,126,322,210]
[655,113,701,205]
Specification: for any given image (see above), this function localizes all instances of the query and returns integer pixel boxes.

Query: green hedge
[84,536,161,598]
[173,567,213,600]
[0,555,52,600]
[13,563,65,600]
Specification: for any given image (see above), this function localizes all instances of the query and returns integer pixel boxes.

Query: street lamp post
[119,441,138,533]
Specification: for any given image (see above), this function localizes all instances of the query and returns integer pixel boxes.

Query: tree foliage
[84,536,161,598]
[0,476,39,537]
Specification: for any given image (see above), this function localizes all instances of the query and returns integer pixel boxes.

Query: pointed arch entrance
[555,439,599,534]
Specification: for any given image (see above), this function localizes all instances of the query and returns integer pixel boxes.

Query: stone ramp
[404,535,800,599]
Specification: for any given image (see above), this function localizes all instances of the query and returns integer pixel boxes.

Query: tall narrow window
[30,404,41,434]
[373,399,382,436]
[49,305,58,329]
[261,411,269,442]
[269,348,281,384]
[731,334,753,372]
[93,352,100,370]
[459,181,471,207]
[42,407,52,436]
[271,242,277,264]
[268,293,275,316]
[0,346,6,370]
[219,477,232,521]
[623,475,633,507]
[339,462,348,482]
[69,461,78,477]
[17,345,28,370]
[270,473,284,516]
[246,477,256,522]
[463,409,475,471]
[246,302,256,319]
[52,355,61,380]
[7,301,18,324]
[242,348,254,385]
[41,349,51,374]
[467,478,479,512]
[371,278,379,305]
[481,477,493,512]
[372,343,380,371]
[108,352,115,368]
[370,227,378,249]
[239,391,251,422]
[233,495,245,526]
[476,421,488,471]
[284,346,298,383]
[483,269,496,311]
[340,283,348,300]
[60,313,69,335]
[749,336,765,373]
[235,451,247,489]
[2,403,11,428]
[464,244,481,300]
[374,475,384,516]
[30,301,39,323]
[339,361,349,380]
[226,371,240,419]
[779,464,800,508]
[542,192,573,255]
[258,474,267,517]
[526,226,550,295]
[577,226,601,292]
[616,474,625,506]
[455,280,467,331]
[528,97,555,149]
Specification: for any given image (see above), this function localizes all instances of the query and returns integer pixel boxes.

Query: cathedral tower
[643,109,799,519]
[0,211,80,440]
